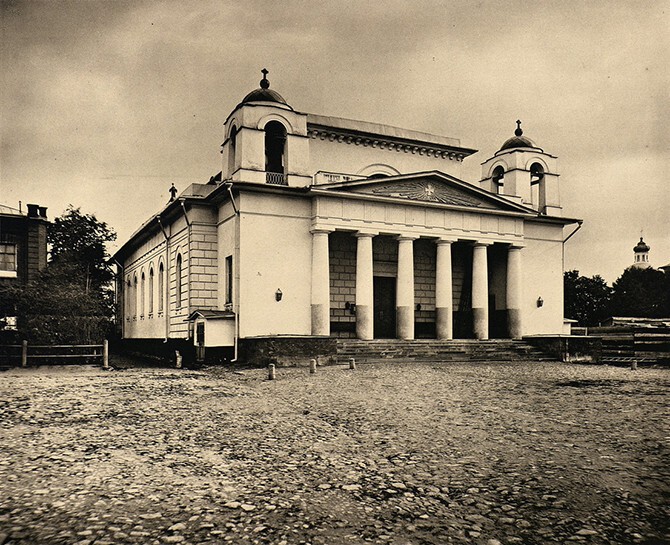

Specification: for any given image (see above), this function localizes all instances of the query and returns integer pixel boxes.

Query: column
[472,242,489,340]
[355,232,374,340]
[435,239,454,340]
[396,236,416,340]
[507,245,523,339]
[310,229,331,336]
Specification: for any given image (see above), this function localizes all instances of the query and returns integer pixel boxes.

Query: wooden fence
[0,339,109,369]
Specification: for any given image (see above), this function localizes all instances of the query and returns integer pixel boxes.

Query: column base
[508,308,522,339]
[356,305,373,340]
[396,306,414,340]
[435,307,453,340]
[311,304,330,336]
[473,307,489,340]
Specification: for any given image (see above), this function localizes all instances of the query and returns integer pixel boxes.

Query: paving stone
[0,361,667,545]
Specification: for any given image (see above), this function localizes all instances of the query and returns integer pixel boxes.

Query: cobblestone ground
[0,360,668,545]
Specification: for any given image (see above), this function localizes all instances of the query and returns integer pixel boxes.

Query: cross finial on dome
[260,68,270,89]
[515,120,523,137]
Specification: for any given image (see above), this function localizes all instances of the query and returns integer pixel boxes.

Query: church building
[113,70,581,363]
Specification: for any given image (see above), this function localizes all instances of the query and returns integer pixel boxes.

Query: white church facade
[114,71,581,363]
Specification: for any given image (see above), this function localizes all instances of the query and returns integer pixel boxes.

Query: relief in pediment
[357,180,497,209]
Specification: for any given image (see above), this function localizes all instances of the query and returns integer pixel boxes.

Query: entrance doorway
[374,276,396,338]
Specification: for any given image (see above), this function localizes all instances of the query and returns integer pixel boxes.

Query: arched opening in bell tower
[264,121,287,184]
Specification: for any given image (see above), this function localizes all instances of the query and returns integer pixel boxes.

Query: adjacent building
[0,203,48,286]
[113,71,581,362]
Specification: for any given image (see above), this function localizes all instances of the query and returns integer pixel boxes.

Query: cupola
[240,69,292,109]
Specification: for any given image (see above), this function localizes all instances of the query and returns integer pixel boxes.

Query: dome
[634,237,650,253]
[499,120,538,151]
[241,69,288,106]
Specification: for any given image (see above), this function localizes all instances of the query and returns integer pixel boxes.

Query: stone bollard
[631,360,638,371]
[102,339,109,370]
[349,357,356,370]
[268,363,276,380]
[309,359,317,374]
[175,350,182,369]
[21,340,28,368]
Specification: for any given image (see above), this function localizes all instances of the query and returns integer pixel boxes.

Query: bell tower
[221,69,311,187]
[480,121,562,216]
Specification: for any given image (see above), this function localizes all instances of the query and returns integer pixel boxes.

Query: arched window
[149,266,154,315]
[126,278,131,318]
[141,272,145,317]
[227,125,237,177]
[133,275,138,318]
[264,121,287,184]
[176,254,183,308]
[492,166,505,194]
[158,262,164,312]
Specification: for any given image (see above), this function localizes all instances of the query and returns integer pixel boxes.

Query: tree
[49,206,116,294]
[564,270,612,326]
[0,206,117,343]
[611,267,670,318]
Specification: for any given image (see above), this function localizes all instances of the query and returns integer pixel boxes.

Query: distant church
[114,70,581,362]
[631,236,670,274]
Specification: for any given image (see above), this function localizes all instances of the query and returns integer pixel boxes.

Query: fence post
[175,350,182,369]
[103,340,109,370]
[349,357,356,370]
[309,358,317,374]
[268,363,276,380]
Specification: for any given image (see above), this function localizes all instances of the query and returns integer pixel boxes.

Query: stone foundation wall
[524,335,602,363]
[239,336,338,367]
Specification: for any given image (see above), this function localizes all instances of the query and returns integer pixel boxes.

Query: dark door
[374,276,396,338]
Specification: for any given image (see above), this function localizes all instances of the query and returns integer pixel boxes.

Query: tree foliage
[611,267,670,318]
[49,206,116,292]
[564,270,612,326]
[0,206,117,343]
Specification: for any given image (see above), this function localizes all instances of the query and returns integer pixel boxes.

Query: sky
[1,0,668,283]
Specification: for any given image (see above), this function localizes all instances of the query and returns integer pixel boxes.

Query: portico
[311,223,526,341]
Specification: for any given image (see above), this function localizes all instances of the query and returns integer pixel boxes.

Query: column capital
[435,237,456,245]
[354,230,377,238]
[508,243,525,250]
[310,227,333,235]
[396,234,418,242]
[473,241,491,248]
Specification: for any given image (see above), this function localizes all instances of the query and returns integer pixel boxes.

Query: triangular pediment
[313,171,532,213]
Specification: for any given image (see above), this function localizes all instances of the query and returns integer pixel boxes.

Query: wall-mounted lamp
[345,301,356,315]
[537,296,544,308]
[416,303,422,311]
[275,288,283,302]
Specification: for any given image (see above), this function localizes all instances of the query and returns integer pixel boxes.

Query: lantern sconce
[416,303,422,311]
[275,288,283,302]
[537,296,544,308]
[345,301,356,315]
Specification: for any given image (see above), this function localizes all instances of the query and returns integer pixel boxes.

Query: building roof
[307,114,476,157]
[0,203,25,217]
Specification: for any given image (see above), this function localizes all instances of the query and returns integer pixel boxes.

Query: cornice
[306,124,476,163]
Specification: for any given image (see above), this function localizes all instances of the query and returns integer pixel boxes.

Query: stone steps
[335,339,554,364]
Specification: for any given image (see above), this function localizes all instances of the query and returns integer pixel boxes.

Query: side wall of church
[188,209,219,311]
[521,221,565,335]
[237,192,313,338]
[308,138,464,181]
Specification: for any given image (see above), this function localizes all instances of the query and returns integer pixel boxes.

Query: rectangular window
[0,243,17,277]
[225,255,233,304]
